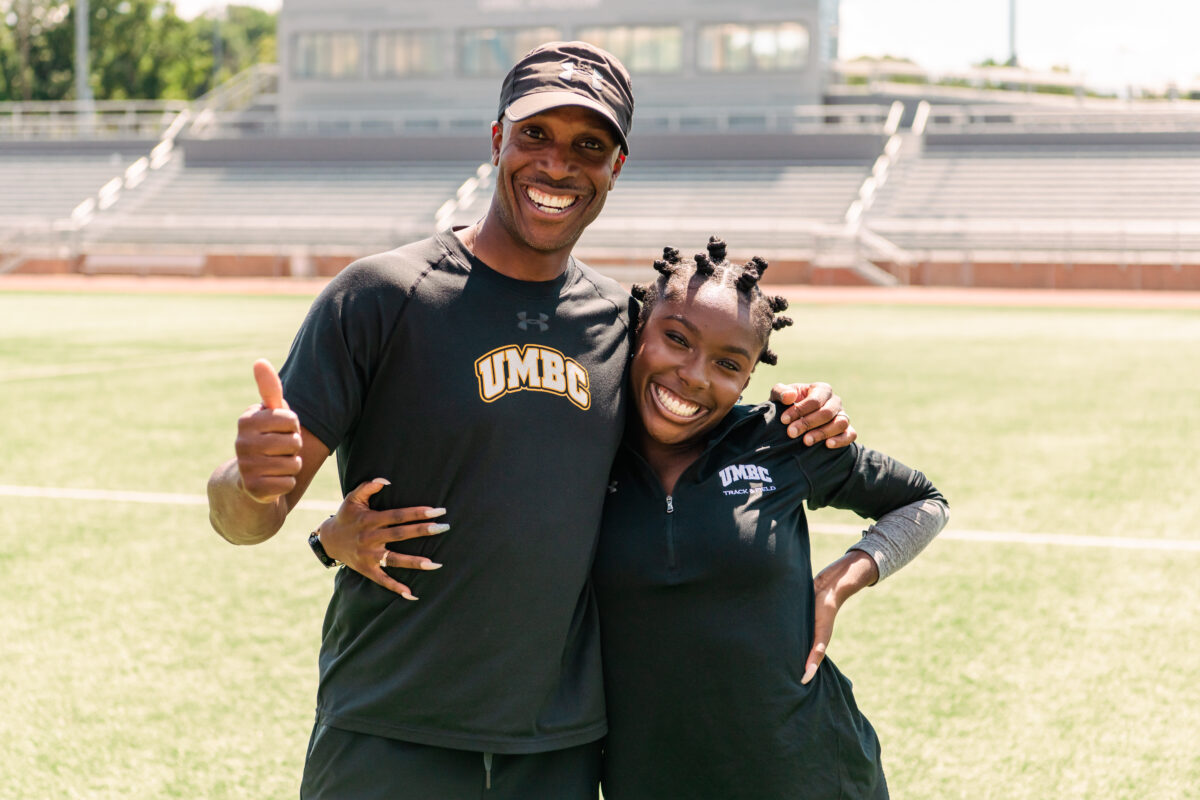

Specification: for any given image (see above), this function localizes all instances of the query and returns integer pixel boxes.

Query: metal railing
[186,103,895,140]
[924,104,1200,134]
[0,99,190,140]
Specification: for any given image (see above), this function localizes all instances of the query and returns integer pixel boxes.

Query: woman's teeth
[654,384,701,418]
[526,186,578,214]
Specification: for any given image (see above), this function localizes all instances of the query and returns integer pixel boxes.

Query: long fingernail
[428,523,450,534]
[373,477,391,485]
[425,507,447,518]
[420,561,444,571]
[401,591,419,601]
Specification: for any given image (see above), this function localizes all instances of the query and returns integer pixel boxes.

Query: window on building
[697,22,810,73]
[292,32,363,79]
[371,30,446,78]
[575,25,682,74]
[459,27,563,77]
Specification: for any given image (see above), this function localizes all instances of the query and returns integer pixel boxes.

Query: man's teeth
[526,187,577,213]
[654,384,701,418]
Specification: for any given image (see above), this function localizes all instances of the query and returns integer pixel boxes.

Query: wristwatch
[308,527,339,568]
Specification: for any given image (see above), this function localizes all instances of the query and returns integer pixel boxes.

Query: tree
[0,0,276,102]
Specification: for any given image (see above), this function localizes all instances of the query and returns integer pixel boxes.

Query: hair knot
[736,265,761,293]
[706,236,728,264]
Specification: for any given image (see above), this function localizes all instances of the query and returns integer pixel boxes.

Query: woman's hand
[318,478,449,601]
[770,382,856,448]
[802,551,879,684]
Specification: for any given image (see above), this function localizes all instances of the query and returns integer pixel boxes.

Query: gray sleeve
[847,497,949,583]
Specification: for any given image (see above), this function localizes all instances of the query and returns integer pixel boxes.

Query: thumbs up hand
[235,359,303,503]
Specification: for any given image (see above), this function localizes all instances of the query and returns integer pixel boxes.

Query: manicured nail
[420,561,444,571]
[401,591,419,601]
[425,507,447,518]
[428,523,451,534]
[373,477,391,485]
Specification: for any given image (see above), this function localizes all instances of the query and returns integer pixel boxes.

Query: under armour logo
[517,312,550,332]
[559,61,604,91]
[607,480,619,494]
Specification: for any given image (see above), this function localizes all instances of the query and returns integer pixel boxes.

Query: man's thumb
[253,359,288,410]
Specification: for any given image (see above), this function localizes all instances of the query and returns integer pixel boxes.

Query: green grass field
[1,289,1198,799]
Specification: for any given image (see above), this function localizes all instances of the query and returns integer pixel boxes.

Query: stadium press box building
[276,0,842,123]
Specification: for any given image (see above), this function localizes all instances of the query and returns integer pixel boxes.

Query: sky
[838,0,1200,90]
[174,0,1200,91]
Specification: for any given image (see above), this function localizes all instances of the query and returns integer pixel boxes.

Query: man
[207,42,852,799]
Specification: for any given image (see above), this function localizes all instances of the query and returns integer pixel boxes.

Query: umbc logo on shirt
[476,345,591,410]
[720,463,778,496]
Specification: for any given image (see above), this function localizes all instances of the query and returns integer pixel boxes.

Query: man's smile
[523,184,584,215]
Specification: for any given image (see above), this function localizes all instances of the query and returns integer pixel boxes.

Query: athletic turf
[1,290,1197,799]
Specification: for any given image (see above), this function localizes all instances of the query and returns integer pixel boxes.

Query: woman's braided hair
[630,236,793,366]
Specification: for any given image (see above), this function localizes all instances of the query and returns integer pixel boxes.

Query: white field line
[1,484,1199,552]
[0,484,338,513]
[0,348,264,382]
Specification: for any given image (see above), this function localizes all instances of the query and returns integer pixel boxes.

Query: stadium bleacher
[578,159,868,256]
[5,85,1200,287]
[85,160,486,251]
[867,143,1200,257]
[0,153,133,229]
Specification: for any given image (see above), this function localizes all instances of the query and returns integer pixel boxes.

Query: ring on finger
[379,552,389,568]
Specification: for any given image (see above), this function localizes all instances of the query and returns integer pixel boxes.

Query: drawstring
[483,752,494,790]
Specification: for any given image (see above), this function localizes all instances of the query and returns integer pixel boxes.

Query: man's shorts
[300,722,601,800]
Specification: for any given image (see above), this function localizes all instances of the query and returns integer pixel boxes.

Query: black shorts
[300,723,602,800]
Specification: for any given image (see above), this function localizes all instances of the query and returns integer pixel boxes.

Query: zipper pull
[483,752,493,789]
[666,495,674,514]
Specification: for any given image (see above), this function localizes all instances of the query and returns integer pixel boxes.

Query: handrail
[866,217,1200,235]
[0,99,188,140]
[190,103,895,139]
[193,63,279,112]
[0,99,190,113]
[924,104,1200,134]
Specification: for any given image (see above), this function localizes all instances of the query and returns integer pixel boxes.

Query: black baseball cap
[497,41,634,154]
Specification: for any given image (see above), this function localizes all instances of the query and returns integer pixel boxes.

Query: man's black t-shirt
[280,232,632,753]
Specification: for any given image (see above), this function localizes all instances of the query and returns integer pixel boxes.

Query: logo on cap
[560,61,605,92]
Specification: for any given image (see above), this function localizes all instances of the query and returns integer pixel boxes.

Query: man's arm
[207,359,330,545]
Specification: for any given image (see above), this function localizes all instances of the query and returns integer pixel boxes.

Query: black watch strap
[308,529,339,568]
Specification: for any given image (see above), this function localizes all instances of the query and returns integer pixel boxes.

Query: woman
[591,239,947,799]
[319,238,946,798]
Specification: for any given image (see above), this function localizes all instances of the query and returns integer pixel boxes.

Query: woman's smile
[650,382,708,421]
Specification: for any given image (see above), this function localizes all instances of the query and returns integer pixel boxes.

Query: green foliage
[0,0,276,101]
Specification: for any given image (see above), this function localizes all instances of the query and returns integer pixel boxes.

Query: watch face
[309,531,337,568]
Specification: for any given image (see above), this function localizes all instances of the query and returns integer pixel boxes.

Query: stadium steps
[575,160,871,255]
[868,147,1200,253]
[0,153,132,226]
[82,160,483,249]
